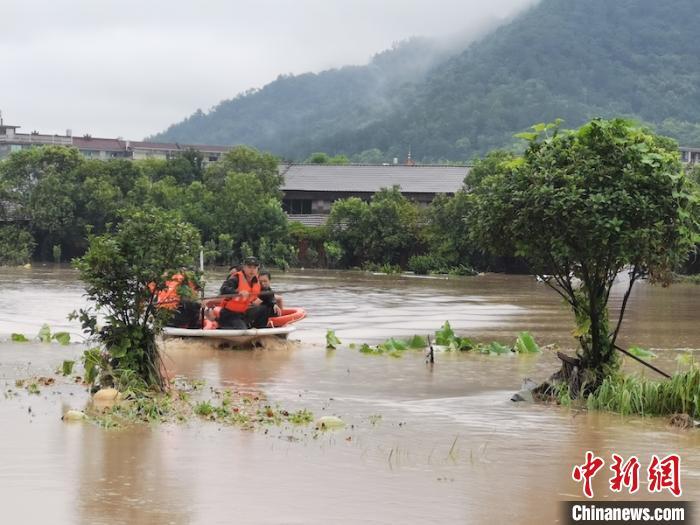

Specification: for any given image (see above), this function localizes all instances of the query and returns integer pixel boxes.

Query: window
[283,199,312,214]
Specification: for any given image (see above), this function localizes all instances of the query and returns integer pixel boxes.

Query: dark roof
[280,164,468,194]
[72,137,127,151]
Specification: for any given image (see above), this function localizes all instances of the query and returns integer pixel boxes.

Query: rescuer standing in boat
[218,256,270,329]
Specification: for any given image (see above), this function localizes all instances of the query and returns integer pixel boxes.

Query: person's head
[242,256,260,280]
[259,270,271,289]
[228,263,242,276]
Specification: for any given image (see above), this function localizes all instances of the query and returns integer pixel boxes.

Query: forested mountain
[153,0,700,162]
[150,38,452,161]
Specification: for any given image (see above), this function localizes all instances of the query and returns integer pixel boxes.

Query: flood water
[1,265,699,524]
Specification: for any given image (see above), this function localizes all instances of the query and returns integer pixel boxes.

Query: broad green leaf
[514,331,541,353]
[456,337,476,351]
[110,341,129,359]
[52,332,71,345]
[326,329,342,349]
[387,337,408,351]
[37,324,52,343]
[627,346,657,360]
[514,132,538,141]
[479,342,511,355]
[61,360,75,376]
[11,333,29,342]
[359,343,375,354]
[435,321,455,346]
[406,335,428,349]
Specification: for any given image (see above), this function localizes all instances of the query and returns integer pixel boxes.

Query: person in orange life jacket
[218,256,270,329]
[254,270,283,319]
[155,271,202,328]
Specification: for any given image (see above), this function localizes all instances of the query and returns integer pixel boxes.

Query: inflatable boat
[162,307,306,345]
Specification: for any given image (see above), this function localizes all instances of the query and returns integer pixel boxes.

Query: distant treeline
[2,140,698,275]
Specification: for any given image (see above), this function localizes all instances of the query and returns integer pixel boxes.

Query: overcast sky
[2,0,536,140]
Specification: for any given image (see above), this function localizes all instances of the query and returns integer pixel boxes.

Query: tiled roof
[280,164,468,194]
[71,137,127,151]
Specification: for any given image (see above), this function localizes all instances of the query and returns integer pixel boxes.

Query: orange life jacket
[222,271,260,313]
[156,273,186,310]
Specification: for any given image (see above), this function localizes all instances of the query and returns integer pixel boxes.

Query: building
[680,146,700,164]
[280,163,469,226]
[0,117,232,163]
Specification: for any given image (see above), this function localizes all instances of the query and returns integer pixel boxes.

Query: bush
[408,254,445,274]
[587,367,700,418]
[0,225,35,265]
[73,208,201,390]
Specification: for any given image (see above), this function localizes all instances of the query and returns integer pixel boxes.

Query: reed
[586,366,700,418]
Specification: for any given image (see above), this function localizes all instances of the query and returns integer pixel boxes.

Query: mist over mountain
[153,0,700,162]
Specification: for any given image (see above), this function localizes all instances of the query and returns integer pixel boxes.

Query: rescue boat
[162,307,306,345]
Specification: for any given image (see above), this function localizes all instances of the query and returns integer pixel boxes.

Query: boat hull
[162,324,296,344]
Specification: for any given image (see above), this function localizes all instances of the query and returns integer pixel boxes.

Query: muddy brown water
[1,266,699,524]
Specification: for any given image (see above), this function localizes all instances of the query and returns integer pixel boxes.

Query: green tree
[205,146,282,193]
[0,225,35,265]
[305,152,350,165]
[73,208,201,390]
[466,150,517,189]
[326,197,370,267]
[364,187,421,266]
[207,172,290,259]
[469,119,699,387]
[425,191,474,267]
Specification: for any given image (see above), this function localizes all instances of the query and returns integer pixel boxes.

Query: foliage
[407,254,446,275]
[627,346,657,360]
[204,145,282,194]
[514,332,541,354]
[354,334,427,357]
[0,225,35,265]
[469,118,699,383]
[37,324,52,343]
[587,367,700,419]
[61,360,75,376]
[73,208,201,390]
[434,321,475,351]
[11,333,29,342]
[325,329,342,349]
[305,152,350,165]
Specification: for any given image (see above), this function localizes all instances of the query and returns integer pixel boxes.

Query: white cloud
[1,0,537,139]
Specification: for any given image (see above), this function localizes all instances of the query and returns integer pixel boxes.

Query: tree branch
[610,265,638,347]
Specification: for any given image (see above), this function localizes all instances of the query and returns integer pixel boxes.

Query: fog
[1,0,538,140]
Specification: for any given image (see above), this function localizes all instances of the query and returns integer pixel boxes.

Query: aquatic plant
[513,332,541,354]
[61,360,75,376]
[326,329,342,349]
[435,321,475,351]
[587,367,700,419]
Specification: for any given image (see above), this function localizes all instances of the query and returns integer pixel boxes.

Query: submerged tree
[469,119,699,389]
[73,208,200,390]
